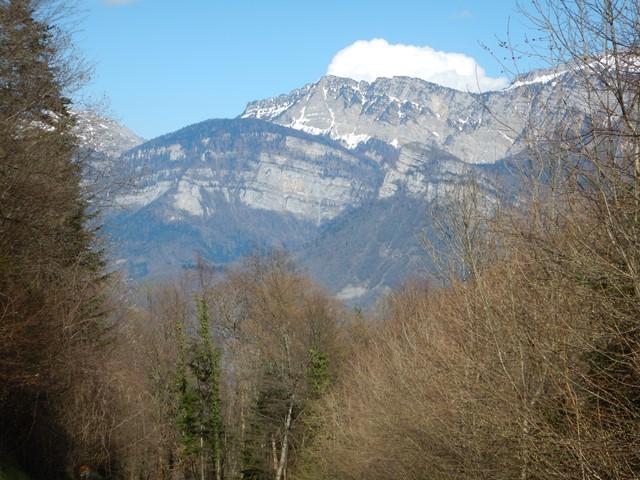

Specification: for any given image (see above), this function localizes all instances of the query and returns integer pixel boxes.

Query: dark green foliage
[241,384,290,480]
[0,459,32,480]
[174,294,223,479]
[191,294,223,466]
[175,316,201,457]
[306,348,330,398]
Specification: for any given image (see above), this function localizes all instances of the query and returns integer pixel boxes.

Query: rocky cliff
[102,71,577,304]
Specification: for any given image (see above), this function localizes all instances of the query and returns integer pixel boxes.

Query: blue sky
[76,0,536,139]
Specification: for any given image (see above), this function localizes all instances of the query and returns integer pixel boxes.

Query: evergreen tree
[175,293,223,480]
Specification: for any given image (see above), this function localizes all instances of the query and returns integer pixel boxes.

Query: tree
[175,292,224,480]
[497,1,640,477]
[0,0,110,477]
[215,252,344,480]
[298,3,640,479]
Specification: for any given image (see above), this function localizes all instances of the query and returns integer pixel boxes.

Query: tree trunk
[274,400,294,480]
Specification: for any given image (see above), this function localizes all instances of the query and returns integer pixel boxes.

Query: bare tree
[0,1,114,477]
[298,3,640,480]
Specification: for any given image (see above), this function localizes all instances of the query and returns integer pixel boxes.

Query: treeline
[2,0,640,479]
[100,253,352,480]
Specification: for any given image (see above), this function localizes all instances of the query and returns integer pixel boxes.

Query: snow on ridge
[242,101,293,120]
[506,69,567,90]
[299,125,331,136]
[242,79,326,120]
[287,104,369,148]
[286,107,369,148]
[287,106,333,137]
[338,132,370,149]
[507,55,640,92]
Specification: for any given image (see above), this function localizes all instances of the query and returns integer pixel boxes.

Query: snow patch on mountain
[340,132,371,148]
[74,110,144,157]
[241,75,524,164]
[506,68,568,90]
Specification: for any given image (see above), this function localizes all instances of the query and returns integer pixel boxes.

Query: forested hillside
[1,1,639,480]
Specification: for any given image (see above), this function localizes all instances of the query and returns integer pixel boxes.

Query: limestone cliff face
[242,75,525,165]
[115,73,569,228]
[241,74,577,208]
[114,118,381,226]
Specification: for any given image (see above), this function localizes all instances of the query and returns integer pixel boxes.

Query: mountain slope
[74,110,145,158]
[106,118,388,281]
[102,71,579,304]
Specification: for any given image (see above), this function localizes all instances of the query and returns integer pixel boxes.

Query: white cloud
[327,38,508,93]
[103,0,138,5]
[452,10,472,18]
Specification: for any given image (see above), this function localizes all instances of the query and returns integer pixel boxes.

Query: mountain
[101,72,573,305]
[105,118,385,281]
[241,75,520,165]
[74,110,145,158]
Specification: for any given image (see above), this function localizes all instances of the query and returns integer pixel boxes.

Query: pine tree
[191,293,223,480]
[175,293,223,480]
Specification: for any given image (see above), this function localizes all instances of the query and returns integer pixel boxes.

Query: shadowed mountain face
[93,72,577,305]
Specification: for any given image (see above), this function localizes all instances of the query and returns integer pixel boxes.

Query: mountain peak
[241,74,514,164]
[74,110,145,158]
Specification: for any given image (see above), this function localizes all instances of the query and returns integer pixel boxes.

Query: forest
[1,0,639,479]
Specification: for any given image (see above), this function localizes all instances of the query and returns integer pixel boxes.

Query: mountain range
[86,69,574,306]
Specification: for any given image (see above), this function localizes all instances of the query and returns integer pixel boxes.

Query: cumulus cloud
[103,0,138,5]
[452,10,472,18]
[327,38,508,93]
